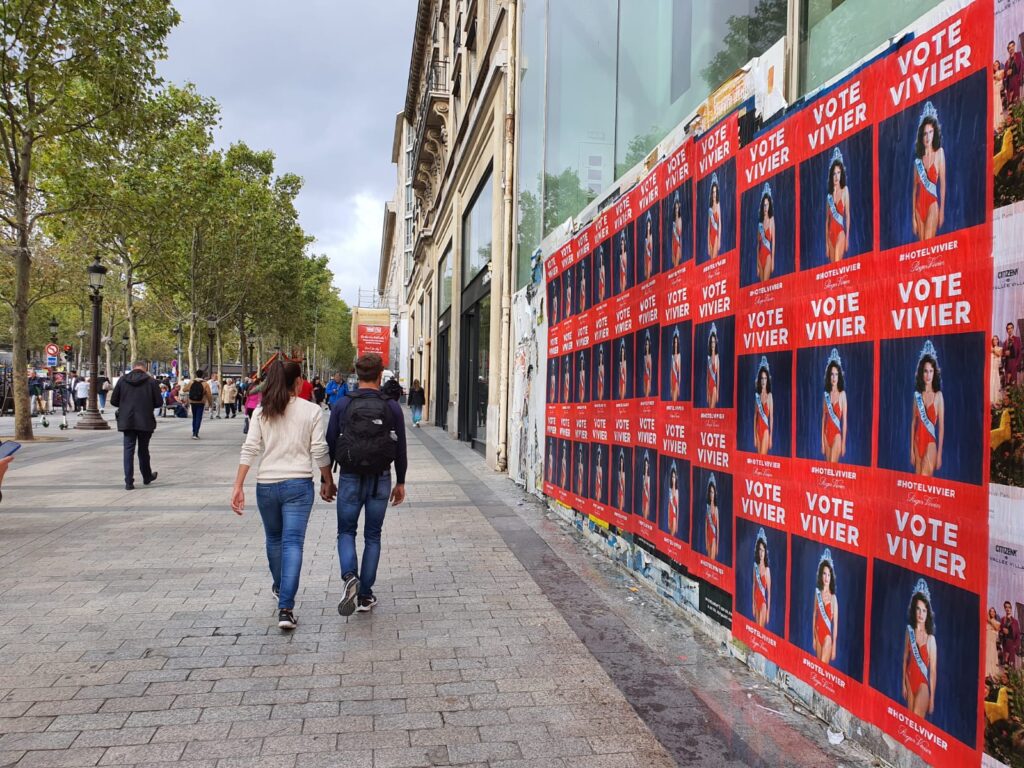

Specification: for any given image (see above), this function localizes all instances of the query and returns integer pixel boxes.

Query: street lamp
[206,315,216,374]
[48,317,58,343]
[76,256,109,430]
[247,333,255,374]
[172,323,183,379]
[120,333,129,374]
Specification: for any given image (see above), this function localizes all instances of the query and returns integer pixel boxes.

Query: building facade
[399,0,515,467]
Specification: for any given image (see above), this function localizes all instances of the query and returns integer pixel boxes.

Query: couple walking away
[231,353,407,630]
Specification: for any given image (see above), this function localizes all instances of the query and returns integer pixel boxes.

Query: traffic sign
[46,356,58,366]
[45,343,59,357]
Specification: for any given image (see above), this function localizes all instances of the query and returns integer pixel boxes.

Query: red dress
[815,590,834,648]
[914,396,938,459]
[619,361,628,400]
[644,237,653,280]
[597,366,605,401]
[668,490,678,534]
[595,467,602,502]
[617,475,625,510]
[754,565,768,617]
[641,476,651,519]
[905,628,931,694]
[671,356,681,399]
[824,395,842,446]
[757,223,773,275]
[915,158,939,225]
[598,265,606,301]
[707,357,718,405]
[672,218,683,265]
[827,194,846,251]
[299,379,314,401]
[643,355,652,397]
[709,209,720,255]
[706,506,718,556]
[755,395,771,445]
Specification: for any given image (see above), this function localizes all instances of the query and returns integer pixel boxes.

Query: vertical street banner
[869,4,992,766]
[733,113,800,669]
[691,112,740,607]
[659,139,696,568]
[356,324,390,362]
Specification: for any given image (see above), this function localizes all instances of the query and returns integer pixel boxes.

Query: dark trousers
[123,429,153,484]
[191,404,205,436]
[224,402,237,418]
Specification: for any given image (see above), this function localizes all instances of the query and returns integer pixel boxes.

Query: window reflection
[516,0,545,289]
[462,173,493,287]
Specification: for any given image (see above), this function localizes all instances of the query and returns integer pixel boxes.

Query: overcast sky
[157,1,418,306]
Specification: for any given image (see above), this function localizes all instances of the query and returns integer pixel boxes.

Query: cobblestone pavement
[0,413,868,767]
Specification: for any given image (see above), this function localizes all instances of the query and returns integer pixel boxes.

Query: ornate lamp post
[48,317,58,343]
[247,332,255,375]
[120,333,129,374]
[206,315,216,374]
[76,257,109,430]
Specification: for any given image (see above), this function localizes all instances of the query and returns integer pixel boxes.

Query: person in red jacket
[298,373,314,402]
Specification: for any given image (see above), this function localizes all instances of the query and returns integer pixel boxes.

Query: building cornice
[404,0,436,123]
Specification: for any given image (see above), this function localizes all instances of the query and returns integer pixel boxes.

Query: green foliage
[700,0,786,95]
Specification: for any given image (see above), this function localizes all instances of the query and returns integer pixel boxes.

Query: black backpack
[335,391,397,475]
[188,379,205,401]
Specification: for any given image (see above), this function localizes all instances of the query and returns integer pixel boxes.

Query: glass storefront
[516,0,545,289]
[800,0,944,92]
[462,172,493,287]
[439,244,452,313]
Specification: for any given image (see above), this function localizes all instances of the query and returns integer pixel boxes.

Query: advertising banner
[356,324,390,361]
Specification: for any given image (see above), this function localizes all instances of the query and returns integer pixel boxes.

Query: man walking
[209,374,222,418]
[325,372,348,408]
[110,361,162,490]
[74,376,89,412]
[188,370,213,439]
[326,353,407,616]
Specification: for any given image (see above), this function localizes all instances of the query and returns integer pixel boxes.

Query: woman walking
[230,361,336,630]
[408,379,426,427]
[222,378,239,419]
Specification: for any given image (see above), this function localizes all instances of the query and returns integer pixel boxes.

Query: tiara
[830,146,844,167]
[762,182,772,200]
[708,471,716,489]
[711,171,719,187]
[918,100,938,127]
[909,577,932,614]
[918,339,938,365]
[710,321,718,337]
[756,355,770,383]
[827,347,843,369]
[670,459,677,476]
[818,547,834,572]
[756,527,768,547]
[646,210,653,224]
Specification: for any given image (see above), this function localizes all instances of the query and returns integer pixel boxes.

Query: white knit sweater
[239,397,330,482]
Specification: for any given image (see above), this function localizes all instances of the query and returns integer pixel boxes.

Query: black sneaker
[337,574,360,616]
[277,609,296,630]
[355,595,377,613]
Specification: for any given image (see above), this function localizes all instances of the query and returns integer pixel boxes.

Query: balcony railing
[410,57,450,193]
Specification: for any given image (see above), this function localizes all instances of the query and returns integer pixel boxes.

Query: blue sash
[827,194,845,230]
[709,208,720,231]
[756,393,770,430]
[825,393,842,434]
[915,158,938,200]
[758,223,771,252]
[816,589,833,635]
[907,626,929,684]
[707,505,718,540]
[708,356,718,386]
[914,392,937,442]
[755,566,768,602]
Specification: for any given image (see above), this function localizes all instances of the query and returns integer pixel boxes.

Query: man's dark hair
[196,369,205,379]
[355,353,383,382]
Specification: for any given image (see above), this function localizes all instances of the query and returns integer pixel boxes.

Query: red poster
[356,324,390,362]
[609,399,636,533]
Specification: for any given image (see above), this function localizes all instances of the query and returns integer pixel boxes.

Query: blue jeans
[337,472,391,597]
[191,404,204,436]
[256,479,314,609]
[410,405,422,424]
[99,392,107,410]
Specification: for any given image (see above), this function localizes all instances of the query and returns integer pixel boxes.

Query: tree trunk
[215,326,222,384]
[12,138,34,440]
[124,262,138,363]
[238,317,247,375]
[187,321,195,377]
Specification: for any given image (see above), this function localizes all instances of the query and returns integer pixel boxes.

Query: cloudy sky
[158,1,418,305]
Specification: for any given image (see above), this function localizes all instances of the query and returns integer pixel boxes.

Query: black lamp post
[48,317,58,344]
[247,334,255,374]
[206,315,216,374]
[77,256,109,430]
[172,323,183,379]
[120,333,129,374]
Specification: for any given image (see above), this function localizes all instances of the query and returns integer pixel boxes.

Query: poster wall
[542,2,994,766]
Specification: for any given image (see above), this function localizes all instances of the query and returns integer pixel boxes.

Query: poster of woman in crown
[910,339,945,477]
[911,101,947,243]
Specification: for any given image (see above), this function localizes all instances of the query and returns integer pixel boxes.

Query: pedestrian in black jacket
[110,362,163,490]
[407,379,425,427]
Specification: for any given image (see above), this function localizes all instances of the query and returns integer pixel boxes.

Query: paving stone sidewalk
[0,414,680,768]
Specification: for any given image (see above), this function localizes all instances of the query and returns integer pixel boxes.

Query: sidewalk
[0,413,868,767]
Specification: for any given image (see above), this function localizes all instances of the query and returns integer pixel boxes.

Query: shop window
[462,171,493,288]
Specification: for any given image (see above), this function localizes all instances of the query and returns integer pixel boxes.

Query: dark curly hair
[907,592,934,634]
[916,116,942,158]
[824,361,845,393]
[755,364,772,395]
[709,181,719,208]
[816,560,837,595]
[915,354,942,393]
[706,477,717,505]
[755,537,769,567]
[760,192,774,221]
[708,329,718,356]
[828,159,847,191]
